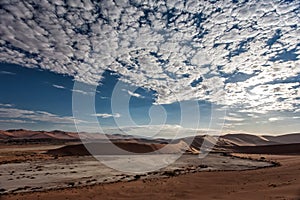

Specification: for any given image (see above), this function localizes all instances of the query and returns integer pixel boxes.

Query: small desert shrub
[134,174,141,179]
[198,164,208,168]
[221,152,229,156]
[162,171,176,176]
[68,182,75,186]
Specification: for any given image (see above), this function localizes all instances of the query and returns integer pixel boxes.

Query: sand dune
[263,133,300,144]
[1,130,300,155]
[47,140,198,156]
[1,129,299,144]
[220,134,278,146]
[1,129,299,199]
[186,133,300,148]
[0,129,126,141]
[182,135,215,148]
[0,129,79,140]
[224,143,300,155]
[221,133,300,146]
[47,136,300,157]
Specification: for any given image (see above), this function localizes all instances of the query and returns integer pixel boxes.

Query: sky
[0,0,299,137]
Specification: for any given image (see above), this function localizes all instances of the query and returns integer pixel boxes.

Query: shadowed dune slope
[263,133,300,144]
[1,130,300,155]
[1,129,299,145]
[47,140,199,156]
[0,129,80,140]
[177,134,300,155]
[220,134,279,146]
[220,133,300,146]
[0,129,134,142]
[224,143,300,155]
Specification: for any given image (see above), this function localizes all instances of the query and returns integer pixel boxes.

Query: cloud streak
[92,113,121,118]
[52,84,65,89]
[122,89,145,98]
[0,106,77,124]
[0,71,16,75]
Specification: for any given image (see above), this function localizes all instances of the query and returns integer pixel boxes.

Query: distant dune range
[0,129,107,141]
[0,129,299,155]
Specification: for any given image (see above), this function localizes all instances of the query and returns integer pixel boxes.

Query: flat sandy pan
[2,154,299,200]
[0,153,272,194]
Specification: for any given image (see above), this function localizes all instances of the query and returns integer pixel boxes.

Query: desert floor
[2,154,299,200]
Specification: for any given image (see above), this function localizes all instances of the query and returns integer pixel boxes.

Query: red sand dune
[1,130,300,156]
[263,133,300,144]
[0,129,119,141]
[0,129,79,140]
[221,133,300,146]
[1,129,299,145]
[224,143,300,155]
[47,140,198,155]
[221,133,277,146]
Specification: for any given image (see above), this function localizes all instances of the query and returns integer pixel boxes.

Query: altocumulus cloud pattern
[0,0,299,114]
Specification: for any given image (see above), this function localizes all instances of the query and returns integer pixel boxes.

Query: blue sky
[0,62,299,136]
[0,0,299,136]
[0,63,218,135]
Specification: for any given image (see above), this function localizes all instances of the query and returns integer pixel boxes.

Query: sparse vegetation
[199,164,208,168]
[68,182,75,187]
[134,174,141,179]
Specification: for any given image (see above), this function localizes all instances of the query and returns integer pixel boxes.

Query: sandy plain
[2,154,299,200]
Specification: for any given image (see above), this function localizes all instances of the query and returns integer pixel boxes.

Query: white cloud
[99,96,109,99]
[247,113,260,118]
[92,113,121,118]
[227,112,240,117]
[52,84,96,95]
[268,117,282,122]
[0,119,35,124]
[268,116,300,122]
[0,0,299,114]
[0,107,76,124]
[224,116,245,122]
[0,71,16,75]
[223,122,246,129]
[52,84,65,89]
[0,103,13,107]
[71,89,91,95]
[123,90,145,98]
